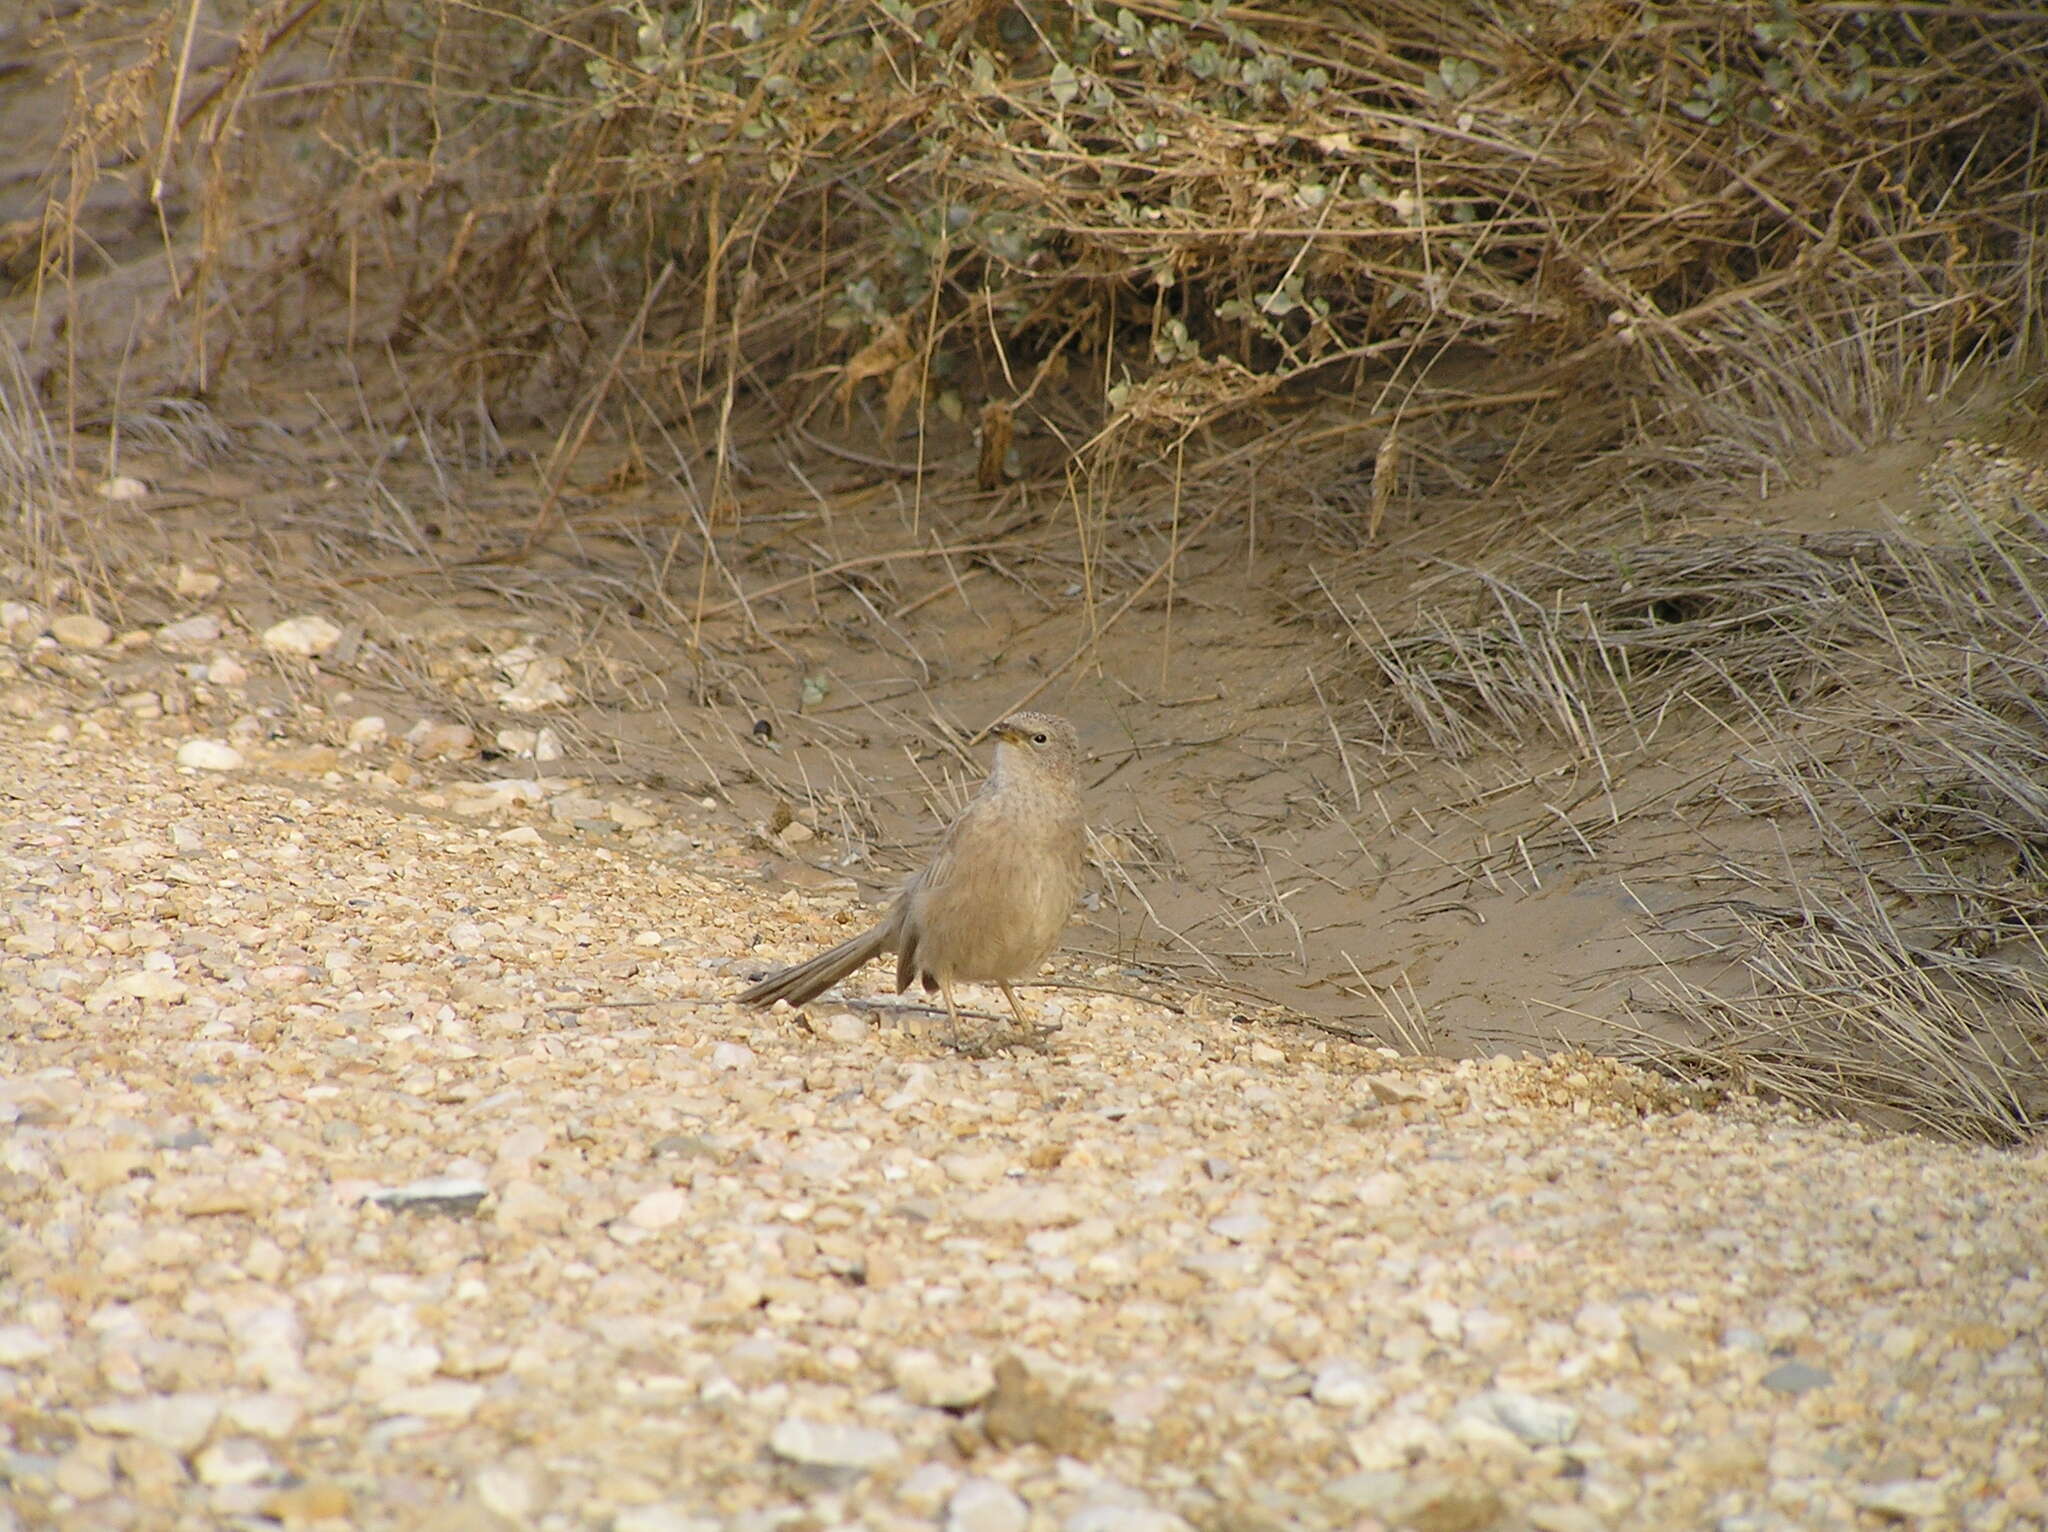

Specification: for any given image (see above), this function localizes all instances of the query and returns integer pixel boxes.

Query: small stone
[627,1188,688,1230]
[177,738,245,772]
[1761,1304,1813,1343]
[261,1482,352,1521]
[1310,1359,1382,1411]
[1760,1360,1831,1395]
[408,720,478,759]
[474,1464,544,1519]
[533,727,565,762]
[261,615,342,657]
[1322,1471,1407,1515]
[221,1393,303,1440]
[893,1349,996,1409]
[496,651,572,712]
[960,1184,1082,1228]
[494,1180,568,1235]
[157,615,222,646]
[612,1509,719,1532]
[379,1381,484,1421]
[898,1463,962,1515]
[0,1325,58,1365]
[175,564,223,598]
[193,1438,275,1488]
[52,613,113,649]
[2,599,48,640]
[1852,1480,1950,1520]
[948,1477,1029,1532]
[767,1416,900,1471]
[85,1393,221,1454]
[1459,1388,1579,1447]
[610,801,658,831]
[206,654,249,686]
[817,1011,872,1044]
[97,475,151,500]
[370,1175,490,1217]
[1527,1507,1606,1532]
[56,1443,115,1500]
[1208,1211,1269,1243]
[1063,1506,1192,1532]
[346,715,388,750]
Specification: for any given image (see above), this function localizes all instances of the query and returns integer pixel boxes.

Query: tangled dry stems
[1331,497,2048,1142]
[16,2,2048,498]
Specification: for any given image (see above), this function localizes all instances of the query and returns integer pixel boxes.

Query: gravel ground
[2,611,2045,1532]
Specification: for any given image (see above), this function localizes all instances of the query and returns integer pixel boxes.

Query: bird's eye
[1032,732,1048,744]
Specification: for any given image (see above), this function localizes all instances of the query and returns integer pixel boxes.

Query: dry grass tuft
[1328,486,2048,1142]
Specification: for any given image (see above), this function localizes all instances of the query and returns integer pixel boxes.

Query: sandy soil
[2,615,2044,1531]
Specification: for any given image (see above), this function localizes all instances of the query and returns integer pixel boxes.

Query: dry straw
[16,1,2047,497]
[1325,495,2048,1142]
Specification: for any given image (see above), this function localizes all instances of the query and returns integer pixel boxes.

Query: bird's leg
[998,982,1029,1029]
[939,978,964,1050]
[1000,982,1061,1048]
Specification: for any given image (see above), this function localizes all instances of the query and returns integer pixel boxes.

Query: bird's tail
[736,922,893,1009]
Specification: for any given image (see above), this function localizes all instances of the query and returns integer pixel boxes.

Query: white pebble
[85,1393,221,1454]
[767,1416,899,1470]
[627,1189,688,1230]
[194,1438,275,1488]
[261,615,342,657]
[949,1477,1029,1532]
[378,1381,484,1421]
[51,613,113,649]
[177,738,244,772]
[893,1349,995,1409]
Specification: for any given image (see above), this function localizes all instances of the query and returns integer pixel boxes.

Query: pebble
[1458,1388,1580,1447]
[612,1509,720,1532]
[205,654,249,686]
[1851,1479,1950,1519]
[261,614,342,656]
[899,1463,962,1514]
[156,615,222,646]
[369,1175,491,1216]
[1063,1505,1191,1532]
[379,1382,485,1421]
[767,1417,900,1471]
[892,1349,996,1409]
[948,1477,1028,1532]
[627,1188,688,1230]
[0,1325,57,1365]
[1760,1361,1831,1395]
[51,613,113,649]
[84,1393,221,1454]
[817,1011,872,1044]
[407,719,478,759]
[474,1464,545,1519]
[1309,1359,1382,1410]
[347,715,389,749]
[193,1438,276,1488]
[176,738,245,771]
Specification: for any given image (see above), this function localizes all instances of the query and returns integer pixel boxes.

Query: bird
[737,712,1084,1042]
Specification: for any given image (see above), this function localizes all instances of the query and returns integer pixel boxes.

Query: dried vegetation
[1324,482,2048,1143]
